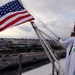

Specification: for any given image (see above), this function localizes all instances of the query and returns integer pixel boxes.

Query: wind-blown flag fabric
[0,0,34,31]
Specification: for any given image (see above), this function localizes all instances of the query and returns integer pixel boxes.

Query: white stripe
[1,10,27,21]
[0,16,33,28]
[10,16,33,27]
[1,12,30,28]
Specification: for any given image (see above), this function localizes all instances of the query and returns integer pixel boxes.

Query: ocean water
[22,58,66,75]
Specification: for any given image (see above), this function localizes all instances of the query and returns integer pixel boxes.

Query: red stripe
[1,10,28,25]
[0,15,34,31]
[15,18,34,26]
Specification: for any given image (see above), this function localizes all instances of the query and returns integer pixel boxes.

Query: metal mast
[30,21,66,75]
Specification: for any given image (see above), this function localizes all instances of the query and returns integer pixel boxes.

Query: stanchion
[52,50,54,75]
[19,54,22,75]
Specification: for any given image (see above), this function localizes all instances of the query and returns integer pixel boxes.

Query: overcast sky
[0,0,75,39]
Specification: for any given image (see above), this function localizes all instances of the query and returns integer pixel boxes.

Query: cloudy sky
[0,0,75,39]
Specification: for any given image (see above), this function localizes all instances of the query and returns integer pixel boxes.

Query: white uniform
[69,39,75,75]
[59,37,75,75]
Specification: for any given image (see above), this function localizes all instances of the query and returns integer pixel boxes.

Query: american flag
[0,0,34,31]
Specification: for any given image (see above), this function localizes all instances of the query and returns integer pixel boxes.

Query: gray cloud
[18,25,32,32]
[1,0,75,39]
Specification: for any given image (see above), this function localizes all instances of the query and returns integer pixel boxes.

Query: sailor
[58,27,75,75]
[69,31,75,75]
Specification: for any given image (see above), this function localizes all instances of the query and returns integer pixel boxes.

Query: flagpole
[30,21,58,74]
[30,21,66,75]
[19,54,22,75]
[17,0,66,74]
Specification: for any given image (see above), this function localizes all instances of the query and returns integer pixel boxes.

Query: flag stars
[1,12,3,14]
[4,12,6,14]
[0,9,2,11]
[6,9,8,11]
[5,7,7,9]
[0,0,24,17]
[3,9,5,11]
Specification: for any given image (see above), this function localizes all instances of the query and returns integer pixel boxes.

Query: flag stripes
[0,0,34,31]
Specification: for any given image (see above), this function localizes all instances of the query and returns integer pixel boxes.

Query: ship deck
[22,58,66,75]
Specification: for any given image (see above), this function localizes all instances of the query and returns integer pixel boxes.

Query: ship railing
[0,54,22,75]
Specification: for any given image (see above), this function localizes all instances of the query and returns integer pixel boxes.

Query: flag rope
[19,0,60,39]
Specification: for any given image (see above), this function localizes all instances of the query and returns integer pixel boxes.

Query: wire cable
[19,0,60,39]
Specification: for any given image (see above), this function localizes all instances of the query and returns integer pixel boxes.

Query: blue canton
[0,0,24,18]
